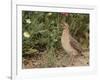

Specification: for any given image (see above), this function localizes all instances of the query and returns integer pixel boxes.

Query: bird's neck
[63,28,70,36]
[62,28,70,43]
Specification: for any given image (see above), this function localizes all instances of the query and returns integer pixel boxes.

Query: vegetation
[22,11,89,68]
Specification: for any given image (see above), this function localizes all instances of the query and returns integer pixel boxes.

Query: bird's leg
[68,53,75,66]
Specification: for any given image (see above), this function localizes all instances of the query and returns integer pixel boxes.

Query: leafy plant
[22,11,89,67]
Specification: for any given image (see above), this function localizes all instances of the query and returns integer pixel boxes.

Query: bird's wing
[70,36,82,53]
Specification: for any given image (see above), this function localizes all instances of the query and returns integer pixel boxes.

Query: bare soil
[22,49,89,69]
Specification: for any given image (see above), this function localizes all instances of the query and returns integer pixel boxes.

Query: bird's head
[61,21,69,31]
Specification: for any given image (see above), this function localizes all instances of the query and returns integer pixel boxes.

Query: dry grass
[22,49,89,69]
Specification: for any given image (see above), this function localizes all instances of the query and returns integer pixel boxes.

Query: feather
[70,36,82,54]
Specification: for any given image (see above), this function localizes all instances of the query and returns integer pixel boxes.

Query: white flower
[23,32,30,38]
[54,39,57,42]
[26,19,31,24]
[47,13,52,16]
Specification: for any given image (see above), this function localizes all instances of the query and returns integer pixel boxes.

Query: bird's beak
[60,23,65,29]
[61,21,69,29]
[61,21,65,27]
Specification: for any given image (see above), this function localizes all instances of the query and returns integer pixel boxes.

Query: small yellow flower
[25,19,31,24]
[23,32,30,38]
[47,13,52,16]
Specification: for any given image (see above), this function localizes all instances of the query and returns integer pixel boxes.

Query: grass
[22,11,89,68]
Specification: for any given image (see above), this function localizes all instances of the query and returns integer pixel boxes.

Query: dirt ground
[22,49,89,69]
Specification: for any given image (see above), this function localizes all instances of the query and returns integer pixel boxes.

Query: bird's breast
[61,31,70,51]
[61,30,78,55]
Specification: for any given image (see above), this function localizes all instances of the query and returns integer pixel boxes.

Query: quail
[61,21,83,65]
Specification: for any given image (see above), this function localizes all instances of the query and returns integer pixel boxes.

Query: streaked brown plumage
[61,21,83,65]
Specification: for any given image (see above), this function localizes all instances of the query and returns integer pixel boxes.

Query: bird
[61,21,84,66]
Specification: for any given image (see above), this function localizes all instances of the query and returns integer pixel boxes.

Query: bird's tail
[80,48,89,58]
[82,48,89,52]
